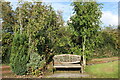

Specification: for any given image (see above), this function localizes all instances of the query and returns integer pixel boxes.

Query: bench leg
[53,60,54,74]
[53,68,56,74]
[53,68,54,74]
[80,67,83,73]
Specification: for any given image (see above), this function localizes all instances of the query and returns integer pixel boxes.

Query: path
[45,71,90,78]
[0,65,14,78]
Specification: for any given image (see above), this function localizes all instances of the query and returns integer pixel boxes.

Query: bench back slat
[53,54,81,63]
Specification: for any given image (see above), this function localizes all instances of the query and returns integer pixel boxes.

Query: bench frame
[53,54,84,73]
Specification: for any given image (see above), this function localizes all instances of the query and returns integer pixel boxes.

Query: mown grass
[85,61,119,78]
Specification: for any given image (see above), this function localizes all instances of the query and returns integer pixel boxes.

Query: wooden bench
[53,54,83,73]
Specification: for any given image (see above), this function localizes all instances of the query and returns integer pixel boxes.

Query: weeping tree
[68,1,102,67]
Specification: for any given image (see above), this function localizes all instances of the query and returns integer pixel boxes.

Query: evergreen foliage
[10,32,29,75]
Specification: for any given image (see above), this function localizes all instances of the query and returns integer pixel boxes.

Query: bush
[10,33,29,75]
[27,53,45,76]
[94,30,119,58]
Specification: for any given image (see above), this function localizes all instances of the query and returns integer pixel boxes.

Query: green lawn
[85,61,119,78]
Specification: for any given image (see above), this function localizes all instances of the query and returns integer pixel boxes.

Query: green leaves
[10,32,29,75]
[1,2,15,63]
[68,2,102,59]
[10,1,66,75]
[27,53,45,74]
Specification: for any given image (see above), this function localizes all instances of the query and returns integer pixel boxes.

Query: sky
[5,0,119,27]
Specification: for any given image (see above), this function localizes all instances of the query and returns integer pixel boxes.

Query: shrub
[10,33,29,75]
[94,30,119,58]
[27,53,45,76]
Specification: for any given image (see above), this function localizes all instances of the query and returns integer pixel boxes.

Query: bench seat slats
[54,66,82,68]
[54,63,81,66]
[54,61,80,64]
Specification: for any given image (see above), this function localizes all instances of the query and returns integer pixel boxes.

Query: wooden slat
[53,54,81,63]
[54,66,82,68]
[58,61,80,64]
[54,54,81,57]
[54,63,80,66]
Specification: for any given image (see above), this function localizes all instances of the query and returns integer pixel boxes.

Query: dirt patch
[92,57,119,61]
[87,57,119,65]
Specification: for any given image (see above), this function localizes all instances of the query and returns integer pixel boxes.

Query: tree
[1,1,15,63]
[10,1,65,75]
[68,1,102,67]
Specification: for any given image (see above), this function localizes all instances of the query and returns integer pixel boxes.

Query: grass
[85,61,119,78]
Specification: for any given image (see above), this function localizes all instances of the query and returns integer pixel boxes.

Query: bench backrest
[53,54,81,63]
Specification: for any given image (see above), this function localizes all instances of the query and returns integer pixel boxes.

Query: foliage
[1,1,15,63]
[68,1,102,62]
[2,32,13,63]
[94,27,119,58]
[27,53,45,76]
[53,26,73,54]
[10,32,29,75]
[9,1,65,75]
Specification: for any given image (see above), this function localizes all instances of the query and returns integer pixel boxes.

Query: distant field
[85,60,119,78]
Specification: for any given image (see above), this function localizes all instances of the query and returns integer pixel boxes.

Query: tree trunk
[83,35,86,68]
[19,8,22,34]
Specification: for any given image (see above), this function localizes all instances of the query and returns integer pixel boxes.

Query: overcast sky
[6,0,119,27]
